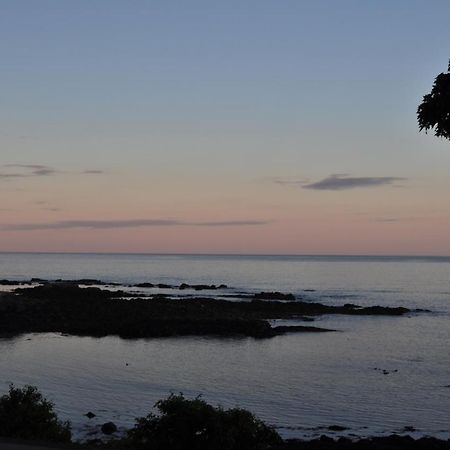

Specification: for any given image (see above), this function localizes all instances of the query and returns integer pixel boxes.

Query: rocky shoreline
[1,434,450,450]
[278,435,450,449]
[0,281,415,339]
[1,384,449,450]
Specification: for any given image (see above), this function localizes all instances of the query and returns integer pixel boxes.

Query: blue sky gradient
[1,1,450,254]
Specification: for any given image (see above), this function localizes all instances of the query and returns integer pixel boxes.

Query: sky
[1,0,450,255]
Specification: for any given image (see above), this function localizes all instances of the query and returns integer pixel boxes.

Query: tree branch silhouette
[417,60,450,140]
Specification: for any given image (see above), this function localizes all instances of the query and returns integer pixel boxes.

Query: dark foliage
[0,385,71,442]
[417,60,450,140]
[120,394,281,450]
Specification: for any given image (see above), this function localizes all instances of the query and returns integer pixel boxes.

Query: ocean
[0,253,449,441]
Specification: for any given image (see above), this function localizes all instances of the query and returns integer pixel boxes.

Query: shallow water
[0,253,449,440]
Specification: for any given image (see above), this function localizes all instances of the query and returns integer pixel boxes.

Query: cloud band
[303,174,405,190]
[1,219,270,231]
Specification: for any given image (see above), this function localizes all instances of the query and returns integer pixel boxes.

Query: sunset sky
[1,0,450,255]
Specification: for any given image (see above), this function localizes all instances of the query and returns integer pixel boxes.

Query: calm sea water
[0,253,449,441]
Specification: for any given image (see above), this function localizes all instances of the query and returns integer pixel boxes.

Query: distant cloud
[83,169,104,174]
[1,219,270,231]
[302,174,406,190]
[272,177,308,187]
[373,216,420,223]
[33,167,58,176]
[5,164,50,170]
[192,220,267,227]
[3,164,58,177]
[0,173,26,179]
[0,164,103,180]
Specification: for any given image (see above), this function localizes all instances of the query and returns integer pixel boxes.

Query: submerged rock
[101,422,117,435]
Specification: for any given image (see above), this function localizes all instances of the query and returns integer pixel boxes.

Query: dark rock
[68,279,104,285]
[157,283,172,289]
[193,284,216,291]
[30,278,48,283]
[16,283,112,300]
[135,282,154,288]
[417,436,445,448]
[0,284,414,340]
[101,422,117,435]
[85,411,96,419]
[179,283,225,291]
[150,293,170,300]
[351,305,409,316]
[279,434,450,450]
[60,279,121,286]
[272,325,335,335]
[253,292,296,301]
[0,280,21,286]
[376,434,415,447]
[328,425,348,431]
[86,438,104,446]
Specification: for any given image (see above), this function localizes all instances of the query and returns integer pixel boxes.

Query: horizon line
[0,251,449,259]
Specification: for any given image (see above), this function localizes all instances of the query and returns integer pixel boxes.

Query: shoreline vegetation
[0,280,416,339]
[1,386,449,450]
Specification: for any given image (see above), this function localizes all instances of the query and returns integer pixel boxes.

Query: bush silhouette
[0,385,71,442]
[121,393,281,450]
[417,60,450,140]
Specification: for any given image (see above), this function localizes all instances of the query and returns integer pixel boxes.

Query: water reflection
[1,313,449,441]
